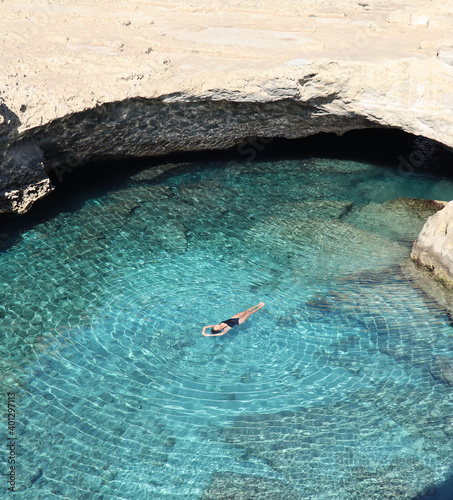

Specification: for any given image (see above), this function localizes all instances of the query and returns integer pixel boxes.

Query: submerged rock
[244,215,408,279]
[274,200,353,221]
[400,258,453,317]
[346,459,436,500]
[219,381,444,499]
[389,198,447,219]
[201,472,303,500]
[346,198,446,244]
[306,266,450,370]
[429,355,453,386]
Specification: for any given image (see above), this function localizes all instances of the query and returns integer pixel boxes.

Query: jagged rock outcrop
[1,0,453,215]
[1,58,452,216]
[410,201,453,286]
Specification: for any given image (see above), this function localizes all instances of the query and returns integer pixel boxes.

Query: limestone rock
[0,179,53,215]
[429,355,453,386]
[0,0,452,214]
[410,201,453,286]
[438,46,453,66]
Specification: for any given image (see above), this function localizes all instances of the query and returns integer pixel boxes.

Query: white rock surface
[438,46,453,66]
[0,0,453,214]
[411,201,453,285]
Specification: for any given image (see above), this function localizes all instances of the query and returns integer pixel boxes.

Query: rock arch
[1,58,452,215]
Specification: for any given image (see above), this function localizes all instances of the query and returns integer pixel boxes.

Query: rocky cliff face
[1,57,452,215]
[411,201,453,286]
[1,1,453,215]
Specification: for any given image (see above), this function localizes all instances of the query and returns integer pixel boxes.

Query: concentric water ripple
[2,157,453,498]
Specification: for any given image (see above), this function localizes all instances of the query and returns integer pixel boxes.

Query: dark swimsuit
[211,317,240,334]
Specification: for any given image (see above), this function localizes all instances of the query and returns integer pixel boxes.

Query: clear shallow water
[2,156,453,498]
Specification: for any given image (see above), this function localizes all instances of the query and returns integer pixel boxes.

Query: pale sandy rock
[438,46,453,66]
[412,15,430,27]
[387,12,412,25]
[419,39,440,55]
[410,201,453,286]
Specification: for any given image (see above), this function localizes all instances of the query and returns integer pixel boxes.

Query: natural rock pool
[2,152,453,498]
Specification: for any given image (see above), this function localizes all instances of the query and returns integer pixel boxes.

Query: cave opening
[1,127,453,252]
[42,127,453,200]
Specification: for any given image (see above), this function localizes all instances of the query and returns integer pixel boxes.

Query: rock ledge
[1,0,453,214]
[411,202,453,287]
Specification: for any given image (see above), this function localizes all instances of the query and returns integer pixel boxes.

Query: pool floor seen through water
[1,155,453,499]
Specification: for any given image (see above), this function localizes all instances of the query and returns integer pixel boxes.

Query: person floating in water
[202,302,265,337]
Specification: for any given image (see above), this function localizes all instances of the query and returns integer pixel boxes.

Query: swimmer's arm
[208,326,231,337]
[202,326,231,337]
[202,325,216,336]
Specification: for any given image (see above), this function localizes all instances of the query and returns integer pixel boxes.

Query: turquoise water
[2,155,453,498]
